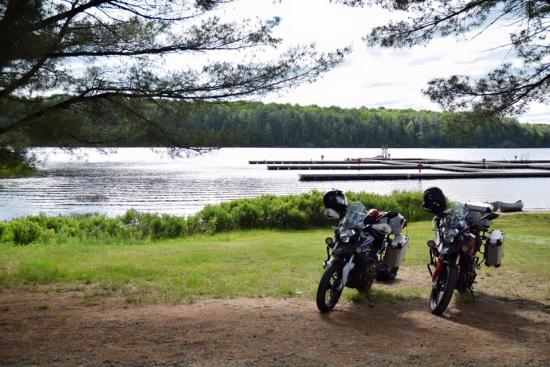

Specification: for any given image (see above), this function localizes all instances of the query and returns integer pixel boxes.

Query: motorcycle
[316,193,409,313]
[423,187,505,315]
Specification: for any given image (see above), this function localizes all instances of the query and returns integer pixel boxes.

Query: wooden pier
[250,157,550,181]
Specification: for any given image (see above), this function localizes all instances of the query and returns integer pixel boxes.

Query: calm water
[1,148,549,220]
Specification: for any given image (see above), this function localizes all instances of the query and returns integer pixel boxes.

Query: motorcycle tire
[316,263,343,313]
[376,267,399,282]
[429,263,456,315]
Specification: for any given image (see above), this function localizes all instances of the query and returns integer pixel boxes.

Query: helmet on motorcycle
[364,208,380,224]
[423,187,447,216]
[323,189,347,219]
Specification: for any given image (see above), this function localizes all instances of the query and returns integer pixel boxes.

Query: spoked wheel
[430,263,456,315]
[316,263,343,313]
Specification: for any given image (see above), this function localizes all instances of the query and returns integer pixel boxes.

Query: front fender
[432,256,457,282]
[326,256,346,269]
[333,242,356,257]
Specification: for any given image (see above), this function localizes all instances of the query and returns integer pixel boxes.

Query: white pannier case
[485,230,504,267]
[378,212,409,268]
[378,212,406,235]
[385,233,409,268]
[464,202,494,226]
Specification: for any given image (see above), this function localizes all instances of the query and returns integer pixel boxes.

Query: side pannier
[379,212,409,268]
[378,211,407,235]
[485,230,504,267]
[464,202,494,227]
[385,233,409,268]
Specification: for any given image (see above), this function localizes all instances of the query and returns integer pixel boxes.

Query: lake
[1,147,549,220]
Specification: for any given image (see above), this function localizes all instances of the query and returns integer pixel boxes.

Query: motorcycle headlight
[340,229,355,243]
[443,228,458,243]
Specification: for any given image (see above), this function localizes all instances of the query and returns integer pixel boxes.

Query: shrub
[0,221,6,241]
[121,209,139,226]
[0,190,432,244]
[7,220,43,245]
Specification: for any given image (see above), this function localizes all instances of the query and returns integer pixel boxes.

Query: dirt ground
[1,280,549,367]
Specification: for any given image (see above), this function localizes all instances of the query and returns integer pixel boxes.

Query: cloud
[363,81,414,88]
[218,0,548,124]
[407,54,444,66]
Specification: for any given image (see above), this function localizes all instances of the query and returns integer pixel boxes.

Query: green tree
[343,0,549,117]
[0,0,346,153]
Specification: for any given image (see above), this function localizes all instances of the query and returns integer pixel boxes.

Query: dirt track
[1,287,549,367]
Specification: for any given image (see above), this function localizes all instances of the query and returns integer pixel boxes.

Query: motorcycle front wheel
[316,263,343,313]
[429,263,456,315]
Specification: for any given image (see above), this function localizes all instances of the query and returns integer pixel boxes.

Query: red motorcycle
[423,187,504,315]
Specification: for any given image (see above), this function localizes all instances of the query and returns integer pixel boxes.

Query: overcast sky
[218,0,549,124]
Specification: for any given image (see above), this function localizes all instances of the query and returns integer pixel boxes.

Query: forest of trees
[105,101,550,148]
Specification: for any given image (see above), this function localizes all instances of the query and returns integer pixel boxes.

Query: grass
[0,214,548,303]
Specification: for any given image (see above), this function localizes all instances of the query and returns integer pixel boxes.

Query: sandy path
[1,289,549,367]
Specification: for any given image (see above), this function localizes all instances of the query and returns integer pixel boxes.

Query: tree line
[117,101,550,148]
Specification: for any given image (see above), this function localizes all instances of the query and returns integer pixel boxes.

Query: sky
[215,0,549,124]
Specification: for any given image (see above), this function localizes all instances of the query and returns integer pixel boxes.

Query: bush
[7,220,43,245]
[0,221,6,240]
[0,190,432,244]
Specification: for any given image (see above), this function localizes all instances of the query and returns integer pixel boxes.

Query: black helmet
[423,187,446,216]
[323,189,347,219]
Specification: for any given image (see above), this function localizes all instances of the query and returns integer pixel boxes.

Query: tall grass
[0,190,431,245]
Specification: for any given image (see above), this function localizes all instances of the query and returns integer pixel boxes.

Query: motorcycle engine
[345,252,376,291]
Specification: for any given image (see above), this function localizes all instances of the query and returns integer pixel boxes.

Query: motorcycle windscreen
[342,202,367,229]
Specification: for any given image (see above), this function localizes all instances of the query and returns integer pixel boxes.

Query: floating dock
[251,157,550,181]
[250,159,468,165]
[267,164,420,170]
[299,171,550,181]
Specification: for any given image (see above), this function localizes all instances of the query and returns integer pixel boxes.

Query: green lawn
[0,214,549,303]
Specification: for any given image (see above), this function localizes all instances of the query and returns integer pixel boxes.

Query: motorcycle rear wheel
[316,263,343,313]
[376,266,399,281]
[429,264,456,315]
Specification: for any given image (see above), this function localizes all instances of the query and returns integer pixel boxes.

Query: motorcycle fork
[431,258,443,282]
[323,245,332,268]
[339,255,356,291]
[427,247,437,277]
[430,254,458,285]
